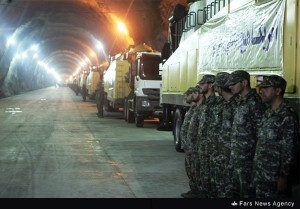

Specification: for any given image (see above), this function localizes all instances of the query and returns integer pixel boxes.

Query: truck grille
[142,88,160,100]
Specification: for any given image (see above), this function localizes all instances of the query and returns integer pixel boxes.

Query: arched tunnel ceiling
[0,0,187,97]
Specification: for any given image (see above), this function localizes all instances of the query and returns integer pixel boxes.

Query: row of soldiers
[180,70,299,198]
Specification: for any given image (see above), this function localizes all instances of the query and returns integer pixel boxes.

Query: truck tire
[173,109,184,152]
[104,95,113,112]
[135,115,144,128]
[125,100,134,123]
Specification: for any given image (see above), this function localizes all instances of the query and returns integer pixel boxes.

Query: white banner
[198,0,285,71]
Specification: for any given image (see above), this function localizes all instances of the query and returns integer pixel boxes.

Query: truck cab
[124,45,163,127]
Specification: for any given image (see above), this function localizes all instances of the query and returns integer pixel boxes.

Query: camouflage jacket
[181,105,196,150]
[210,95,238,158]
[197,94,220,153]
[253,100,299,182]
[230,90,265,166]
[186,103,206,152]
[206,96,224,154]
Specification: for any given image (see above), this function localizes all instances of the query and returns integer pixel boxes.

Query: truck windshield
[139,55,161,80]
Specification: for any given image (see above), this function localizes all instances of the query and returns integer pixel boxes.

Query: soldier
[226,70,265,198]
[253,75,299,198]
[72,78,80,96]
[95,77,104,117]
[196,74,219,198]
[182,87,206,198]
[209,72,237,198]
[81,83,87,102]
[180,87,199,198]
[181,87,197,151]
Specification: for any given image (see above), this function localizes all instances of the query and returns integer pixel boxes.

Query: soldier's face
[259,86,277,104]
[184,93,193,104]
[229,81,243,95]
[191,92,200,102]
[198,83,209,94]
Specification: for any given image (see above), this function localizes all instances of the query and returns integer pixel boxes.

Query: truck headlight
[141,100,151,107]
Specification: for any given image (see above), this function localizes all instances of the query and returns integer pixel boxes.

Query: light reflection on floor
[5,107,22,115]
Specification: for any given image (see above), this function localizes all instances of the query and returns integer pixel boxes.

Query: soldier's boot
[180,190,192,198]
[182,191,202,198]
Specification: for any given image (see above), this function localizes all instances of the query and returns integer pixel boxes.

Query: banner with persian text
[197,0,285,72]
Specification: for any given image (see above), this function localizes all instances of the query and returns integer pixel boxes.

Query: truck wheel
[173,109,184,152]
[135,115,144,128]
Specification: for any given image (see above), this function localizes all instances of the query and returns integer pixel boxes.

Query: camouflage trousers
[184,151,200,193]
[227,165,255,198]
[198,140,212,197]
[210,154,231,198]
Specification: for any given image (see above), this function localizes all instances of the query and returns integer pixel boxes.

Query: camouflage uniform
[184,103,204,196]
[206,72,238,198]
[229,89,265,198]
[181,87,197,150]
[253,100,298,198]
[197,94,219,197]
[227,70,265,198]
[219,95,238,197]
[181,105,196,151]
[180,87,198,197]
[253,75,299,198]
[181,104,196,191]
[82,84,87,101]
[95,79,104,117]
[206,96,224,198]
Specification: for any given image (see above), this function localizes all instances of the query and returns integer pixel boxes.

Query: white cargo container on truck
[103,57,131,112]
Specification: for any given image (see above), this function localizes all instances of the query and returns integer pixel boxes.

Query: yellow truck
[159,0,299,152]
[103,44,163,127]
[103,56,131,112]
[86,66,100,100]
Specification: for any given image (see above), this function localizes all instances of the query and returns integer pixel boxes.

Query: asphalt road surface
[0,86,188,198]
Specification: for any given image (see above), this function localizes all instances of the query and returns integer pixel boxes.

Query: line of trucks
[72,0,299,154]
[72,44,163,128]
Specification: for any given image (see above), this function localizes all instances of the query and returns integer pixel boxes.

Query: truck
[86,66,101,100]
[103,55,131,112]
[103,44,163,127]
[159,0,299,152]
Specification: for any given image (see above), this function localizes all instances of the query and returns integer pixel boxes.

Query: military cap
[214,72,230,88]
[197,74,215,84]
[226,70,250,86]
[184,87,195,95]
[191,87,201,93]
[256,75,287,91]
